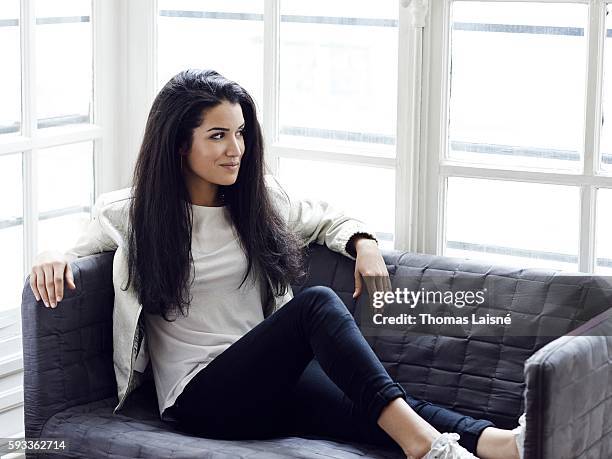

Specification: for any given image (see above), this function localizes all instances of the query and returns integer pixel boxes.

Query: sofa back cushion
[294,245,612,429]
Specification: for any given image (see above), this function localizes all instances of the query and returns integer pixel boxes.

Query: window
[158,0,264,107]
[0,154,24,317]
[147,0,611,272]
[276,1,397,249]
[596,187,612,274]
[156,0,399,250]
[600,0,612,174]
[424,0,612,273]
[1,0,99,318]
[0,1,21,135]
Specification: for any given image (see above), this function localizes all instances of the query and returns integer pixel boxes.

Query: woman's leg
[172,286,406,438]
[171,285,514,458]
[287,357,403,450]
[289,358,517,459]
[377,398,520,459]
[171,285,404,439]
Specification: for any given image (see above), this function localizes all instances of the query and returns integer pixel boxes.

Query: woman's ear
[178,143,189,156]
[178,146,189,172]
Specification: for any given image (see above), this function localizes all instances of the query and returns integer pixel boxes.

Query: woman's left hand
[352,238,392,300]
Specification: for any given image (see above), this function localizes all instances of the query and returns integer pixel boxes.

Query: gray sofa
[22,244,612,458]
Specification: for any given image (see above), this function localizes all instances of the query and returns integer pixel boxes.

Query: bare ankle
[403,429,437,459]
[377,398,439,458]
[476,427,520,459]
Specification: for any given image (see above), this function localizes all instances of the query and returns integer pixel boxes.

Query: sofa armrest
[21,252,117,439]
[523,309,612,459]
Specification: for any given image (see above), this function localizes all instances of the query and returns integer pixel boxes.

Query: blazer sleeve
[265,174,378,261]
[65,192,119,258]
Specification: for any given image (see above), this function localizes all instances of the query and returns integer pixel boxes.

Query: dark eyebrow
[206,122,245,132]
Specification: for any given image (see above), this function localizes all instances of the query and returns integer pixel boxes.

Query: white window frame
[0,0,120,372]
[124,0,612,273]
[0,1,123,443]
[125,0,430,251]
[420,0,612,273]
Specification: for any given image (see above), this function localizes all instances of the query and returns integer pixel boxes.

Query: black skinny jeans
[171,286,494,454]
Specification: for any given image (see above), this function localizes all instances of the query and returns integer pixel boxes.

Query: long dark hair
[125,69,306,321]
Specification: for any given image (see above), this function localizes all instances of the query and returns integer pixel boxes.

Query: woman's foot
[407,432,477,459]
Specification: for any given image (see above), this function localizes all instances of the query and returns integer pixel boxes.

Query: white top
[143,203,265,419]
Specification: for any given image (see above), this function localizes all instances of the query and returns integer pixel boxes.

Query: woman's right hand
[30,251,77,308]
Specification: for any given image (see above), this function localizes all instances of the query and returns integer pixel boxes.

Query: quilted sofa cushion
[39,378,404,459]
[298,247,611,430]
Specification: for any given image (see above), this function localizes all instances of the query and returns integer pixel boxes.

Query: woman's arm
[265,174,378,260]
[64,193,121,259]
[265,175,390,298]
[30,192,121,308]
[351,237,392,301]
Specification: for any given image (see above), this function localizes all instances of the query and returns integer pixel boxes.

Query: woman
[30,69,524,459]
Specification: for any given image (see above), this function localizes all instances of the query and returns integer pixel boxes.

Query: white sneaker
[420,432,478,459]
[511,413,526,459]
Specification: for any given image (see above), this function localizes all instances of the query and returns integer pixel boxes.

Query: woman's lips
[221,163,239,171]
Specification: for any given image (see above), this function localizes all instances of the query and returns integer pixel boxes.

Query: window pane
[279,0,398,156]
[157,0,264,108]
[599,5,612,174]
[278,158,395,250]
[35,0,92,129]
[0,0,21,136]
[448,2,587,170]
[0,154,23,313]
[38,213,92,255]
[37,142,94,253]
[445,177,579,271]
[595,188,612,274]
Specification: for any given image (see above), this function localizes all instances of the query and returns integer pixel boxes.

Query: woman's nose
[226,138,242,156]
